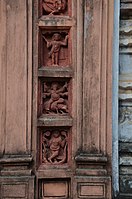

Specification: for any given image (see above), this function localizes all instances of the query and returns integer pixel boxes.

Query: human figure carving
[42,130,68,164]
[43,82,68,114]
[43,33,68,66]
[43,0,67,15]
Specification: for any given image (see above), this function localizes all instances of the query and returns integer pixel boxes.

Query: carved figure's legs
[51,53,55,65]
[55,52,59,65]
[47,98,53,110]
[51,52,59,66]
[48,150,59,163]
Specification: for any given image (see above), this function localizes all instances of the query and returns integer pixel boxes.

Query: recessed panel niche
[39,30,71,67]
[39,179,71,199]
[38,78,71,116]
[39,128,71,165]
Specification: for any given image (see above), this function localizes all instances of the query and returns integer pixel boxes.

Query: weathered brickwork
[0,1,114,198]
[119,1,132,198]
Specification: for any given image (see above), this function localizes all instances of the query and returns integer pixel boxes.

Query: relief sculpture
[42,0,67,15]
[119,107,132,142]
[42,130,68,164]
[43,81,69,114]
[119,107,132,123]
[43,33,68,66]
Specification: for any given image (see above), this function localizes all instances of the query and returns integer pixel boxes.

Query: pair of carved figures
[43,81,68,114]
[42,130,68,164]
[43,0,67,15]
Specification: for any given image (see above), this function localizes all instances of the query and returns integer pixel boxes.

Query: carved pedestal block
[74,154,111,198]
[0,155,35,199]
[73,176,111,199]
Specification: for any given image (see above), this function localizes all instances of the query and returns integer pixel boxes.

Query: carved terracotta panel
[39,129,70,165]
[39,30,71,67]
[40,0,71,16]
[38,79,71,116]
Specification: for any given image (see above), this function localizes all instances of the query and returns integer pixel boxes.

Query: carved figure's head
[53,131,60,138]
[52,33,61,41]
[51,82,59,90]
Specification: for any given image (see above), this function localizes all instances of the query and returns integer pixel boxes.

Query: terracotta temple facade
[0,0,132,199]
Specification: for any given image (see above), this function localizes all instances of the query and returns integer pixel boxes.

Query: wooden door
[0,0,114,198]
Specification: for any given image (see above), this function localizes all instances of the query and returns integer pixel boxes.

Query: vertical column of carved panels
[37,1,74,198]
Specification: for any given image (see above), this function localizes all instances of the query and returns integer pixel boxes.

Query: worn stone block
[0,176,34,199]
[78,183,105,198]
[2,184,26,198]
[73,176,111,199]
[120,175,132,196]
[40,179,70,198]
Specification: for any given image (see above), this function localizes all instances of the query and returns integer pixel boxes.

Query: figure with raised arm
[43,33,68,66]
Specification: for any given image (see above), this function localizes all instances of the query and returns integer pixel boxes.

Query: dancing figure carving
[42,130,68,164]
[43,81,69,114]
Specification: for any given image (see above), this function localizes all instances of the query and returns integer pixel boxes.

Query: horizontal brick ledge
[37,115,73,127]
[120,4,132,18]
[120,156,132,165]
[0,155,33,164]
[38,66,73,78]
[75,153,108,165]
[119,142,132,153]
[38,16,73,27]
